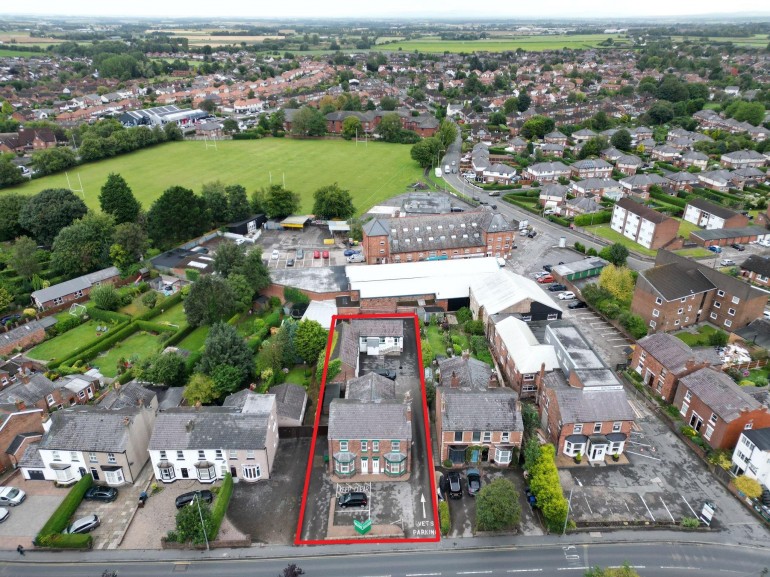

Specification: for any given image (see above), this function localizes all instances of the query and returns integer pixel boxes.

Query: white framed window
[674,320,680,326]
[710,413,718,425]
[501,432,510,442]
[649,320,656,329]
[482,431,492,443]
[710,312,718,319]
[361,440,368,452]
[574,424,583,434]
[523,374,535,381]
[391,440,400,452]
[717,290,725,297]
[107,452,116,464]
[655,297,662,305]
[593,423,602,433]
[495,448,512,465]
[246,450,255,460]
[70,452,79,461]
[732,296,740,304]
[46,394,55,406]
[176,450,184,460]
[680,402,689,417]
[197,450,205,460]
[612,422,622,433]
[704,425,714,441]
[727,308,735,316]
[229,450,238,459]
[242,464,261,480]
[677,308,683,315]
[90,452,98,463]
[52,450,61,462]
[339,440,349,452]
[215,450,223,460]
[652,309,660,317]
[714,301,721,309]
[745,422,753,430]
[724,320,732,328]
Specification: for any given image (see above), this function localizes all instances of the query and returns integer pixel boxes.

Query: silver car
[65,514,100,534]
[0,486,25,506]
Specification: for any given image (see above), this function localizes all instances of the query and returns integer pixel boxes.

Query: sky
[1,0,766,20]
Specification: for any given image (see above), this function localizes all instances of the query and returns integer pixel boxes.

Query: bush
[36,475,93,546]
[464,319,484,335]
[210,473,233,540]
[573,211,612,227]
[284,286,310,306]
[734,475,763,499]
[681,517,700,528]
[455,306,472,324]
[89,284,121,311]
[439,501,451,536]
[86,306,131,323]
[681,425,698,438]
[574,242,586,253]
[528,444,568,533]
[476,478,521,532]
[708,330,729,347]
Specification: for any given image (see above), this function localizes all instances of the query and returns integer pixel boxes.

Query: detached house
[435,354,524,467]
[674,368,770,451]
[149,393,278,484]
[539,184,569,209]
[615,153,643,176]
[683,198,750,230]
[721,150,766,169]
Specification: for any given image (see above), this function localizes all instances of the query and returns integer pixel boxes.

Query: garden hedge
[86,306,132,323]
[165,324,196,347]
[210,473,233,540]
[136,320,178,333]
[503,196,542,215]
[439,501,450,536]
[35,475,93,549]
[573,210,612,226]
[137,291,184,321]
[649,191,687,208]
[48,320,132,368]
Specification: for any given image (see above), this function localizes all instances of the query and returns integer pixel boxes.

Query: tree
[294,320,328,364]
[173,500,213,545]
[521,116,555,139]
[599,243,629,267]
[139,352,187,387]
[342,116,362,140]
[10,236,40,280]
[0,157,24,188]
[184,275,237,327]
[141,290,158,310]
[0,194,29,241]
[147,186,210,251]
[222,119,239,134]
[489,111,507,126]
[269,109,285,136]
[226,273,254,311]
[111,221,149,273]
[517,93,532,112]
[577,137,608,160]
[376,112,403,143]
[30,147,77,176]
[90,284,121,311]
[436,120,458,151]
[238,247,271,292]
[610,129,632,151]
[475,478,521,532]
[199,322,254,392]
[213,241,245,278]
[291,106,327,137]
[0,284,12,312]
[18,188,88,246]
[201,181,229,224]
[263,184,300,219]
[646,101,675,125]
[598,264,635,305]
[379,96,398,111]
[734,475,763,499]
[226,184,251,222]
[503,97,519,114]
[183,373,217,406]
[198,99,216,114]
[99,173,141,224]
[51,213,116,277]
[312,183,355,220]
[410,137,443,168]
[163,122,183,141]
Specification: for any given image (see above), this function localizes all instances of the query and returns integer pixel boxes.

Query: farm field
[145,29,285,46]
[378,34,630,53]
[4,139,423,215]
[0,48,48,58]
[671,34,769,47]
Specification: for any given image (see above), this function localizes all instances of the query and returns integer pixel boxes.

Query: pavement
[0,471,67,550]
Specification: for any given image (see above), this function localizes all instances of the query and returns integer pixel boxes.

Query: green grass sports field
[378,34,630,53]
[5,139,424,215]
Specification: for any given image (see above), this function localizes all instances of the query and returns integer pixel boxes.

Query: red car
[537,275,554,284]
[313,250,320,259]
[322,250,329,259]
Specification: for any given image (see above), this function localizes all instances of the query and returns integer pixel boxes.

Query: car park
[0,486,26,506]
[296,248,304,259]
[446,471,462,499]
[287,258,295,267]
[64,514,100,534]
[313,250,320,259]
[559,291,576,300]
[322,250,329,259]
[537,275,554,284]
[466,468,481,497]
[720,259,736,267]
[707,245,722,254]
[548,284,567,292]
[568,300,588,309]
[271,249,280,259]
[730,243,745,251]
[338,492,368,508]
[175,490,214,509]
[84,486,119,502]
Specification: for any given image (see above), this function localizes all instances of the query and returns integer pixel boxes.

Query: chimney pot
[450,370,459,388]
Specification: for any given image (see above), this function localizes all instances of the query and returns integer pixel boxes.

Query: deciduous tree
[199,322,253,392]
[376,112,403,143]
[147,186,209,251]
[18,188,88,246]
[263,184,300,219]
[226,184,251,222]
[312,183,355,220]
[410,137,442,168]
[139,351,187,387]
[51,213,116,276]
[0,193,29,241]
[610,129,632,151]
[436,120,459,151]
[521,115,555,139]
[475,478,521,532]
[598,264,635,305]
[183,373,217,406]
[184,275,237,327]
[10,236,40,280]
[294,319,328,364]
[342,116,362,140]
[213,242,245,278]
[291,106,327,137]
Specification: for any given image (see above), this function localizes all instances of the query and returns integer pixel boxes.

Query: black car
[527,231,537,238]
[374,369,397,380]
[568,300,588,309]
[543,264,553,272]
[466,468,481,497]
[175,490,214,509]
[548,284,567,292]
[338,491,368,508]
[447,471,462,499]
[731,243,745,251]
[0,314,20,326]
[84,486,119,503]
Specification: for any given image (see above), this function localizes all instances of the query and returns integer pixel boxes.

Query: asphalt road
[5,542,770,577]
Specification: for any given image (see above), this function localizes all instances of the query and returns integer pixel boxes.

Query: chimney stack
[450,370,459,388]
[15,400,26,411]
[685,358,696,371]
[488,373,498,388]
[404,391,412,422]
[462,350,470,361]
[186,419,194,432]
[249,382,257,391]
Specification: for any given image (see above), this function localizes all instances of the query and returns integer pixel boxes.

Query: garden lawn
[285,365,309,386]
[90,330,165,377]
[675,325,719,347]
[119,294,150,317]
[153,302,187,327]
[673,247,713,258]
[177,325,210,352]
[27,320,105,363]
[585,224,657,257]
[5,139,423,215]
[676,218,701,239]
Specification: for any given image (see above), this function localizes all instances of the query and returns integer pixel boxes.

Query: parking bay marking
[507,570,543,573]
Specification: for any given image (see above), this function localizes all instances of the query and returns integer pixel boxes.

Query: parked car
[451,207,464,213]
[343,249,360,256]
[374,368,397,380]
[84,486,119,503]
[720,259,736,267]
[527,230,538,238]
[271,249,280,259]
[313,250,321,259]
[544,209,557,216]
[0,507,8,523]
[296,248,304,259]
[0,487,25,506]
[286,258,295,267]
[559,291,576,300]
[322,250,329,259]
[568,300,588,309]
[466,468,481,497]
[347,254,365,263]
[0,314,20,326]
[435,471,445,502]
[730,243,745,251]
[543,264,553,272]
[447,471,462,499]
[707,245,722,254]
[338,492,368,508]
[525,487,538,508]
[537,275,554,284]
[64,515,100,534]
[175,490,214,509]
[548,284,567,292]
[533,271,549,279]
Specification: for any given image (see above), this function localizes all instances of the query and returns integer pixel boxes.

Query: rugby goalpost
[69,303,87,317]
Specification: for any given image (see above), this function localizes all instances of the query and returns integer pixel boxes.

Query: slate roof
[39,407,140,452]
[540,183,569,198]
[328,399,411,440]
[544,371,634,423]
[336,322,360,372]
[616,154,643,166]
[571,159,612,170]
[686,197,741,220]
[149,404,274,450]
[0,374,59,406]
[743,427,770,452]
[740,254,770,278]
[17,441,43,468]
[441,389,523,432]
[566,197,602,213]
[680,368,761,422]
[98,381,157,410]
[438,356,493,390]
[345,372,396,401]
[528,161,570,174]
[31,266,119,304]
[619,173,669,188]
[735,318,770,349]
[615,197,671,224]
[641,263,715,301]
[0,319,50,349]
[352,319,404,338]
[268,383,307,422]
[636,333,699,374]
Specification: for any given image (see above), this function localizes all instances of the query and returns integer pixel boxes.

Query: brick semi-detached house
[739,254,770,287]
[631,250,766,334]
[361,210,515,265]
[0,405,44,473]
[610,198,680,250]
[674,368,770,451]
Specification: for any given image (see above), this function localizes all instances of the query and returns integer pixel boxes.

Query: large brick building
[683,198,750,230]
[631,250,767,334]
[361,210,516,265]
[610,198,680,250]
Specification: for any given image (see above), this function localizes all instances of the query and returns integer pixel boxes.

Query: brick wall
[0,409,44,473]
[0,325,46,356]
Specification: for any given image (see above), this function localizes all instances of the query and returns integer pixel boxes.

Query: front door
[90,467,100,481]
[361,458,368,475]
[590,445,606,461]
[372,458,380,474]
[181,468,189,479]
[230,466,237,478]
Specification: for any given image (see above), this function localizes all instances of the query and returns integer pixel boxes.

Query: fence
[725,359,768,373]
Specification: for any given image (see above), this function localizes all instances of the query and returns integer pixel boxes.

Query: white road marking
[660,567,699,571]
[407,573,441,576]
[556,567,588,571]
[583,495,593,514]
[660,496,675,522]
[639,494,656,522]
[457,572,493,575]
[506,570,543,573]
[624,449,661,461]
[681,494,698,517]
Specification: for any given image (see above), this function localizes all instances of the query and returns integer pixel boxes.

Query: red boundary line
[294,312,440,545]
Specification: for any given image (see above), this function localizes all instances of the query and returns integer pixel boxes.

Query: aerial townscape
[2,2,770,576]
